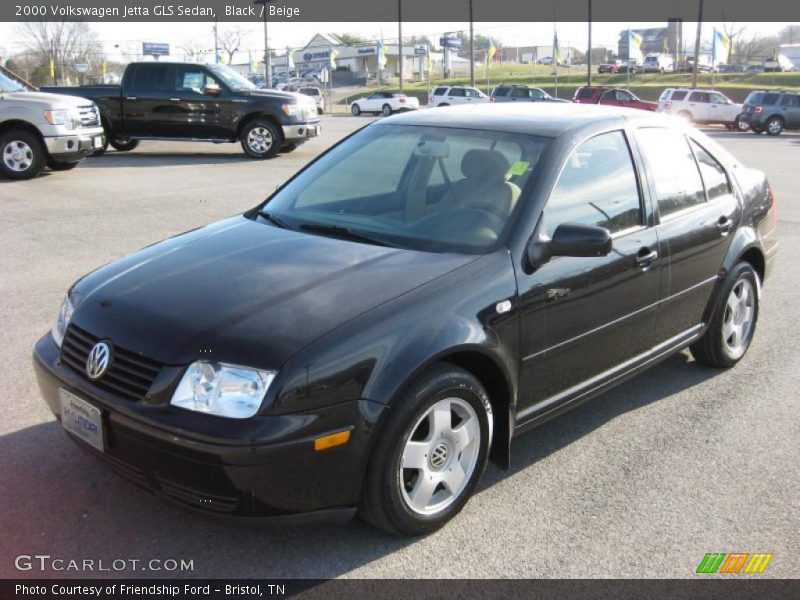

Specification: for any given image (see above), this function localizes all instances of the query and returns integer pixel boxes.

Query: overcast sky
[0,21,792,61]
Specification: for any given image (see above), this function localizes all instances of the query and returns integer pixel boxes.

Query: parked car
[428,85,488,107]
[597,63,620,74]
[657,88,742,128]
[34,103,777,535]
[0,64,105,180]
[350,92,419,116]
[276,77,307,90]
[537,56,554,65]
[573,86,657,111]
[763,55,794,72]
[298,86,325,113]
[738,90,800,135]
[643,54,675,73]
[43,62,320,159]
[618,60,644,74]
[489,84,568,103]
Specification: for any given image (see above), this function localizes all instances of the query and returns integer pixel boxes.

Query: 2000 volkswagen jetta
[34,103,778,535]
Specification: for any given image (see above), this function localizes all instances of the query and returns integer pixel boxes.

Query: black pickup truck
[43,62,321,159]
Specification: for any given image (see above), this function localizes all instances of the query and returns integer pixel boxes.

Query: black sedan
[34,103,778,535]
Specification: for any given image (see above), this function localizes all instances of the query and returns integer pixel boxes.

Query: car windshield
[257,124,551,254]
[0,70,30,93]
[207,65,255,90]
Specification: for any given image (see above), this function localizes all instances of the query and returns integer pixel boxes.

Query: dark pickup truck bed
[42,62,320,159]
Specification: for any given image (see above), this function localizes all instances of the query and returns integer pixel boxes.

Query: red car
[597,63,619,74]
[573,86,658,111]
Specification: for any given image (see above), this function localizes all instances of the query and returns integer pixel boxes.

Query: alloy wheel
[247,127,273,154]
[722,279,755,359]
[2,140,34,173]
[399,397,481,515]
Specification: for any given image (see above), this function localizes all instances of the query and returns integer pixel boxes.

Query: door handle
[636,247,658,268]
[717,216,733,235]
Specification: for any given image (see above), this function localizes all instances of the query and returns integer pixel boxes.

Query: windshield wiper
[254,209,291,229]
[299,223,398,248]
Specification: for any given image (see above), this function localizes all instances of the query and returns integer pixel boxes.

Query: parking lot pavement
[0,117,797,579]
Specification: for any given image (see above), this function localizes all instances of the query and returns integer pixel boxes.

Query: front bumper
[282,122,321,143]
[44,128,105,160]
[33,333,386,521]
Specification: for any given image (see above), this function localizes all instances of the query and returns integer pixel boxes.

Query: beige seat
[438,149,521,216]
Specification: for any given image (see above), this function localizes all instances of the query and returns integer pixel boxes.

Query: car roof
[376,102,671,138]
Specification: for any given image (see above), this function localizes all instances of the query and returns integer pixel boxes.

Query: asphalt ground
[0,115,797,579]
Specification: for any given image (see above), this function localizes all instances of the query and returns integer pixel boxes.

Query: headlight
[51,293,75,348]
[43,109,76,129]
[170,362,276,419]
[281,103,302,117]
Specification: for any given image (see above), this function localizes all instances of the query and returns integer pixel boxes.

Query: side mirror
[526,222,612,269]
[204,83,221,96]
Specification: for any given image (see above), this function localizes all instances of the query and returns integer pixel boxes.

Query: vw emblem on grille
[430,443,448,469]
[86,342,111,380]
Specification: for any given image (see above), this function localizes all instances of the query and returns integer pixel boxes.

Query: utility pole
[469,0,475,87]
[691,0,704,89]
[254,0,272,86]
[213,19,219,64]
[587,0,592,86]
[398,0,403,93]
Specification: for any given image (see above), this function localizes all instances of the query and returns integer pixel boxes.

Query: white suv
[657,88,742,128]
[428,86,488,107]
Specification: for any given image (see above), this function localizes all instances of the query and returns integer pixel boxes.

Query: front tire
[109,137,139,152]
[0,129,46,180]
[240,120,281,159]
[690,262,759,368]
[359,363,492,536]
[46,158,81,171]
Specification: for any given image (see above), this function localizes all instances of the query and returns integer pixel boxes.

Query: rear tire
[239,119,281,159]
[0,129,46,180]
[382,104,392,116]
[690,262,759,369]
[766,116,784,136]
[359,363,492,536]
[109,137,139,152]
[351,104,361,116]
[46,159,81,171]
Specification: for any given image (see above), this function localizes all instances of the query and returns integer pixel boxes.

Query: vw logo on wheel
[430,443,449,469]
[85,342,111,380]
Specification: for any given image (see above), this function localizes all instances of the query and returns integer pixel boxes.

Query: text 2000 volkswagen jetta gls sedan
[34,104,778,535]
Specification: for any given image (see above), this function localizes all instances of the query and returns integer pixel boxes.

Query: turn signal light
[314,430,351,451]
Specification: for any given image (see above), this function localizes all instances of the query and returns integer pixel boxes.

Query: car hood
[1,91,93,108]
[246,88,300,101]
[70,217,477,369]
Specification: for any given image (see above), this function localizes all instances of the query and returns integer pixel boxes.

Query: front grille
[60,325,162,401]
[77,104,101,128]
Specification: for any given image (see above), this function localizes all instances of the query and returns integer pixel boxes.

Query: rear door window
[131,64,170,92]
[636,128,706,218]
[780,94,799,107]
[690,141,731,201]
[510,87,529,98]
[689,91,710,103]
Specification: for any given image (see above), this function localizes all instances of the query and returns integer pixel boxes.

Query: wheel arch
[705,233,767,324]
[236,111,283,141]
[0,119,44,142]
[381,345,515,470]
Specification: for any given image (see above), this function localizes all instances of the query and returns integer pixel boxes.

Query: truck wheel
[46,158,81,171]
[382,104,393,116]
[109,137,140,152]
[240,120,281,159]
[766,116,784,136]
[0,129,45,180]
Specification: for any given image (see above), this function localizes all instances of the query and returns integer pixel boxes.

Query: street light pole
[691,0,704,89]
[587,0,592,86]
[398,0,403,93]
[254,0,273,86]
[469,0,475,87]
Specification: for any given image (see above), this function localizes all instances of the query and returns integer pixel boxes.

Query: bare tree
[179,40,207,62]
[778,24,800,45]
[219,27,246,65]
[16,21,102,85]
[732,31,779,64]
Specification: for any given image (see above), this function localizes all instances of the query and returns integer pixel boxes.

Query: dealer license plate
[59,389,104,452]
